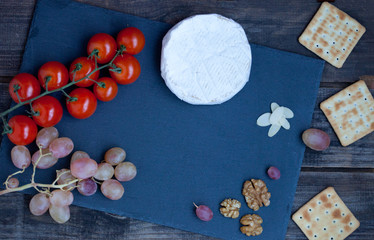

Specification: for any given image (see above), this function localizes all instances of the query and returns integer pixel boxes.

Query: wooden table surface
[0,0,373,239]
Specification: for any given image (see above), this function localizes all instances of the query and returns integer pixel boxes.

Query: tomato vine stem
[0,53,119,133]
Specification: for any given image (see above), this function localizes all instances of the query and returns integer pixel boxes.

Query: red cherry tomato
[31,96,63,127]
[109,54,141,85]
[7,115,38,145]
[116,27,145,55]
[38,61,69,91]
[66,88,97,119]
[69,57,100,87]
[9,73,41,103]
[93,77,118,102]
[87,33,117,64]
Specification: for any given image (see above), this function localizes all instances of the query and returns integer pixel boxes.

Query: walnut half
[242,179,271,211]
[240,214,263,236]
[220,198,241,219]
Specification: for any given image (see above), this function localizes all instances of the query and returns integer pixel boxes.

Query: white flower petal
[271,102,279,112]
[283,107,294,118]
[280,118,290,130]
[257,113,271,127]
[269,107,284,125]
[268,124,281,137]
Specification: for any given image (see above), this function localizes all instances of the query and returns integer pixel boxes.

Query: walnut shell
[220,198,241,219]
[240,214,263,236]
[242,179,271,211]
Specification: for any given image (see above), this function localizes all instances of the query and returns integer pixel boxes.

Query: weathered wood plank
[0,0,373,83]
[0,83,12,112]
[0,171,372,239]
[0,0,35,77]
[286,172,374,240]
[0,84,372,168]
[304,87,374,168]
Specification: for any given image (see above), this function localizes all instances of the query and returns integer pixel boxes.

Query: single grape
[36,127,59,148]
[8,177,19,188]
[49,189,74,207]
[49,137,74,158]
[49,205,70,224]
[71,150,90,164]
[101,179,124,200]
[56,169,77,190]
[194,203,213,221]
[302,128,330,151]
[31,148,58,169]
[114,162,137,182]
[70,157,98,179]
[267,166,281,180]
[77,178,97,196]
[104,147,126,166]
[29,193,50,216]
[11,145,31,169]
[94,162,114,181]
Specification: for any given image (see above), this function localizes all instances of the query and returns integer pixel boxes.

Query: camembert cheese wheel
[161,14,252,105]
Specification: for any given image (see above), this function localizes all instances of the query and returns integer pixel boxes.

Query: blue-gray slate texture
[0,0,324,239]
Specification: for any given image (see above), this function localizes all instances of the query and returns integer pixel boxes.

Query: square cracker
[299,2,366,68]
[320,80,374,146]
[292,187,360,240]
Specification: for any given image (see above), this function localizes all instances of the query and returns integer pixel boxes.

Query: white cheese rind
[161,14,252,105]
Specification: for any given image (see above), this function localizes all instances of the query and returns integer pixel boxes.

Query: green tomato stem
[1,116,12,135]
[0,59,113,119]
[109,49,121,65]
[15,91,22,104]
[27,102,39,117]
[88,49,100,61]
[86,78,105,88]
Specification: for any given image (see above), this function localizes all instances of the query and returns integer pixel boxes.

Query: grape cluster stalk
[1,145,79,196]
[1,126,137,224]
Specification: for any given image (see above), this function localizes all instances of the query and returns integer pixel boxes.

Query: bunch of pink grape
[70,146,137,201]
[8,126,137,224]
[10,127,73,173]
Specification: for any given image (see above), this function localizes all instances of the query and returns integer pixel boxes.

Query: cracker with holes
[320,80,374,146]
[299,2,366,68]
[292,187,360,240]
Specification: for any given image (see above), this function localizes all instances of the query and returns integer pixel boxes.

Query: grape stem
[52,170,69,186]
[0,145,79,196]
[193,202,199,209]
[30,146,49,192]
[0,179,79,196]
[3,167,25,188]
[51,169,78,192]
[0,52,119,133]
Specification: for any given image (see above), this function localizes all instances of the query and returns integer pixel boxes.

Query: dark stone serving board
[0,0,324,239]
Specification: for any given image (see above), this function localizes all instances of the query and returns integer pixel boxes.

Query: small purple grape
[77,178,97,196]
[267,166,281,180]
[194,203,213,221]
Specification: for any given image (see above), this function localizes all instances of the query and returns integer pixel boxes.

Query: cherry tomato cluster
[5,27,145,145]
